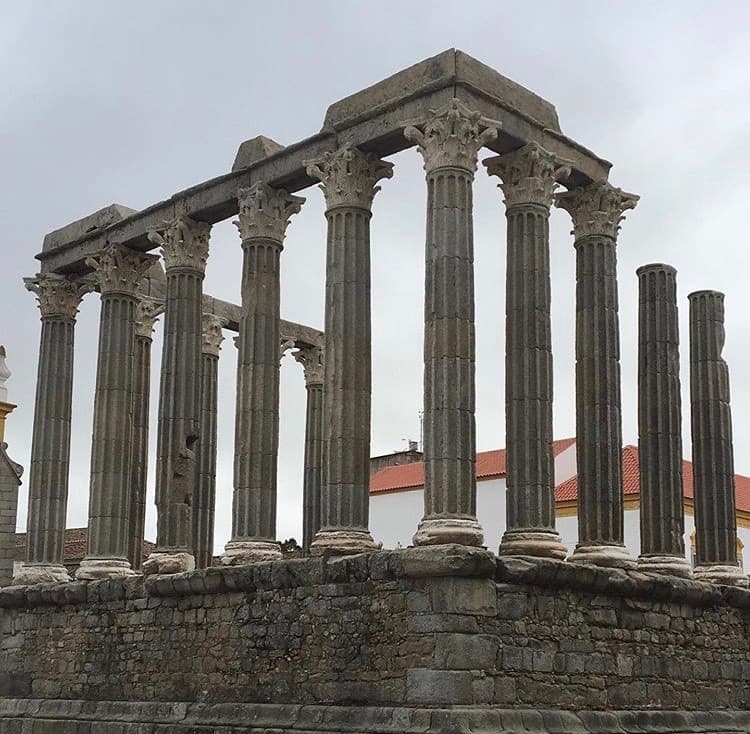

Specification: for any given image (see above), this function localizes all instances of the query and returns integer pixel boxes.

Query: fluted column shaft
[637,265,691,577]
[556,181,638,568]
[485,143,568,558]
[406,98,498,547]
[689,290,746,586]
[294,345,324,552]
[14,274,90,584]
[306,144,392,556]
[222,184,303,565]
[144,215,210,575]
[194,314,224,569]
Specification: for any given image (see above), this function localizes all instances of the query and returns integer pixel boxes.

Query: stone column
[127,298,163,571]
[294,345,325,551]
[689,290,746,586]
[637,264,692,577]
[305,144,392,556]
[405,98,498,547]
[14,274,91,585]
[144,215,210,575]
[194,313,224,569]
[555,182,639,568]
[77,245,158,580]
[222,184,304,565]
[484,142,568,559]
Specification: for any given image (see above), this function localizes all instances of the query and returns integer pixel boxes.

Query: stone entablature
[0,548,748,731]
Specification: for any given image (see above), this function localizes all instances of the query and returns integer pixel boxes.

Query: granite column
[194,314,224,569]
[484,142,568,559]
[77,245,158,580]
[305,144,392,556]
[637,264,691,577]
[144,215,210,575]
[294,345,325,551]
[689,290,746,586]
[555,182,639,568]
[14,274,91,584]
[223,184,304,564]
[405,98,498,547]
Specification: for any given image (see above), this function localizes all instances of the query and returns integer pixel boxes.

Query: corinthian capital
[135,298,164,338]
[234,183,305,242]
[555,181,639,241]
[405,98,500,174]
[148,214,211,272]
[202,313,226,357]
[24,272,94,319]
[293,344,324,385]
[85,244,159,296]
[305,143,393,211]
[484,142,571,209]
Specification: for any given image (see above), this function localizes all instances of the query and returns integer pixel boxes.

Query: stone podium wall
[0,547,749,732]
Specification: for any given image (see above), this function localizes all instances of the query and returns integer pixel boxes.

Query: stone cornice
[201,313,226,357]
[85,244,159,297]
[555,181,639,241]
[135,298,164,339]
[234,183,305,243]
[148,215,211,272]
[305,143,393,211]
[293,344,324,385]
[404,98,500,174]
[484,142,571,209]
[23,273,94,319]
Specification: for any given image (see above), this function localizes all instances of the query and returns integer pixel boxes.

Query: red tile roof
[14,527,155,562]
[370,437,576,494]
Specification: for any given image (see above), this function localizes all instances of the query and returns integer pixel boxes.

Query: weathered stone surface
[231,135,286,172]
[0,445,22,587]
[42,203,137,252]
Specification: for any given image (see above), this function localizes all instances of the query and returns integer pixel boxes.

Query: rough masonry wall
[1,547,749,732]
[0,448,20,588]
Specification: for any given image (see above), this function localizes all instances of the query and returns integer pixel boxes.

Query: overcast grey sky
[2,1,750,550]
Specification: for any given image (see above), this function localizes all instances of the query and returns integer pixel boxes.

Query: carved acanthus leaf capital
[85,244,159,296]
[484,142,571,209]
[405,98,500,174]
[234,183,305,243]
[202,313,226,357]
[555,181,639,241]
[279,338,296,362]
[148,215,211,272]
[135,298,164,338]
[24,273,94,319]
[293,344,324,385]
[305,143,393,211]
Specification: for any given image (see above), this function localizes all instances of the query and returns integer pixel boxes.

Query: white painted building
[369,439,750,570]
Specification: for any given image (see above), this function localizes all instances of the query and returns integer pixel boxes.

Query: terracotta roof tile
[15,527,155,562]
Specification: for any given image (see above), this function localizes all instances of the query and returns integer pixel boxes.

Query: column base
[12,563,71,585]
[498,529,567,560]
[694,563,748,587]
[75,557,136,581]
[142,551,195,576]
[567,542,637,569]
[221,540,282,565]
[413,517,484,548]
[310,529,379,557]
[637,554,693,578]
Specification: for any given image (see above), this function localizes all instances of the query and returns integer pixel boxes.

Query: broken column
[484,142,568,560]
[194,313,224,569]
[306,144,392,556]
[637,264,691,577]
[144,215,210,575]
[128,298,163,571]
[406,98,498,547]
[294,344,325,551]
[689,290,746,586]
[555,182,638,568]
[14,274,91,584]
[222,184,304,565]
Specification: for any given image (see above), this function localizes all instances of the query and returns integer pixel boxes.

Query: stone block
[398,544,495,578]
[428,577,496,615]
[231,136,285,172]
[407,613,479,634]
[433,633,498,670]
[42,204,137,252]
[406,669,474,704]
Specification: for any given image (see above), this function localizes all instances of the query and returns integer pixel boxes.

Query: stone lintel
[232,135,286,172]
[42,204,137,253]
[37,53,611,274]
